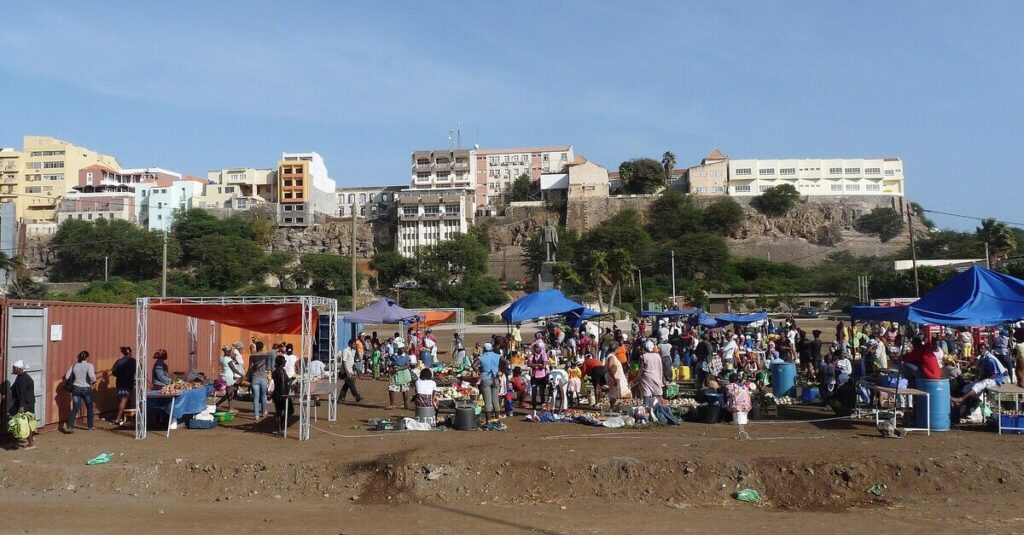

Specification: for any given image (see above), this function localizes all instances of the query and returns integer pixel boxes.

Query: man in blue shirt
[952,343,1008,406]
[476,343,503,424]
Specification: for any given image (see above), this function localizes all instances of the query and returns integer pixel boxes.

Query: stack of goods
[159,379,192,395]
[187,404,218,429]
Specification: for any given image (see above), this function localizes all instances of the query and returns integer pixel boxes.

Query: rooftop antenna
[448,122,463,150]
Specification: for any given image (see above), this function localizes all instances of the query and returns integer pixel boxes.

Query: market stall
[135,296,338,441]
[501,289,599,327]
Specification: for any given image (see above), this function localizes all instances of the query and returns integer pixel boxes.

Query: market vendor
[581,354,606,403]
[899,336,941,383]
[952,343,1009,407]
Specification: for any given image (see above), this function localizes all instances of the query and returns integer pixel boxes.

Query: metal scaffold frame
[135,295,338,441]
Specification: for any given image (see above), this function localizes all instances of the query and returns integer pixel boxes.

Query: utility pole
[351,198,358,311]
[104,256,109,282]
[637,268,644,313]
[985,242,991,269]
[161,230,168,297]
[670,250,676,302]
[906,209,920,298]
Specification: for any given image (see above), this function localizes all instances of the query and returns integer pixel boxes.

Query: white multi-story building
[410,145,574,210]
[395,188,475,258]
[136,179,205,231]
[206,167,276,203]
[725,156,905,197]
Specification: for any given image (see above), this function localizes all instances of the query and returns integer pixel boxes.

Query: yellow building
[0,136,120,223]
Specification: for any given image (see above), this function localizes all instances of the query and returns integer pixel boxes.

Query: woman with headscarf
[604,349,631,409]
[636,340,665,408]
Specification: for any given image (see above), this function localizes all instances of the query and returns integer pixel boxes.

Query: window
[284,217,293,224]
[381,193,389,202]
[488,156,498,165]
[695,187,708,193]
[86,172,94,181]
[403,207,418,217]
[543,154,549,163]
[734,185,752,193]
[443,203,459,213]
[779,168,796,175]
[284,192,292,199]
[511,155,519,164]
[844,168,860,174]
[865,167,880,175]
[711,186,724,193]
[831,184,843,191]
[759,168,775,175]
[885,170,895,176]
[284,205,293,212]
[416,172,430,179]
[436,157,450,165]
[284,179,292,187]
[845,184,860,191]
[359,193,367,203]
[437,172,450,179]
[423,205,440,215]
[224,186,234,193]
[416,158,430,165]
[759,185,771,192]
[561,153,567,161]
[829,167,842,174]
[735,168,752,176]
[44,174,63,181]
[503,156,510,164]
[29,150,65,157]
[865,184,881,191]
[295,191,303,199]
[282,166,292,174]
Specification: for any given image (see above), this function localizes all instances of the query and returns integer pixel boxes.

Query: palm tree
[552,261,581,290]
[588,250,610,314]
[977,218,1017,260]
[661,151,677,179]
[606,248,634,312]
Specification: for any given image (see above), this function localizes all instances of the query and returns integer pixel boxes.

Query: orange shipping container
[2,299,218,428]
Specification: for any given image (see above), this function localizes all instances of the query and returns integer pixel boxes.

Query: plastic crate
[187,418,217,429]
[1000,414,1024,435]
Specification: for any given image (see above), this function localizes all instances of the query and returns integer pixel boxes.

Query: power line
[920,209,1024,228]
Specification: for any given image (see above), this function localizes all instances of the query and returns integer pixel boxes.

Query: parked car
[798,306,820,318]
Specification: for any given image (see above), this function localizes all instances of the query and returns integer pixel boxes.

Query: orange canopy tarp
[416,310,455,328]
[150,303,316,335]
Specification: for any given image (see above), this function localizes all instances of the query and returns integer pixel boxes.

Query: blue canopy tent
[716,312,769,325]
[641,308,702,318]
[850,266,1024,327]
[344,298,423,324]
[565,307,600,328]
[501,289,599,325]
[692,313,724,328]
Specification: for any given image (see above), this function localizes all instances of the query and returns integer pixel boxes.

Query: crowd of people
[6,315,1023,450]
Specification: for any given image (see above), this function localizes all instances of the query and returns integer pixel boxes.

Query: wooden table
[987,384,1024,435]
[867,384,931,436]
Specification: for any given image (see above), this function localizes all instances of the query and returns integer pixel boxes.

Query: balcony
[434,163,452,172]
[452,161,469,170]
[2,162,18,172]
[413,163,432,172]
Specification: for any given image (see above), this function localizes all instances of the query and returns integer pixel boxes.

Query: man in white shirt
[337,340,363,403]
[307,358,326,378]
[231,341,246,373]
[723,335,739,368]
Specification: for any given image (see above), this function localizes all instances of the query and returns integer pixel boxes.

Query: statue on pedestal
[541,219,558,263]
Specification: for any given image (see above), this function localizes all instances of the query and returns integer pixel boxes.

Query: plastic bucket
[415,406,436,426]
[914,379,951,431]
[801,387,820,403]
[734,411,748,425]
[697,405,721,424]
[770,362,797,398]
[454,406,478,430]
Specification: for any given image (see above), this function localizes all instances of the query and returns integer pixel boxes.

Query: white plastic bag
[403,417,432,431]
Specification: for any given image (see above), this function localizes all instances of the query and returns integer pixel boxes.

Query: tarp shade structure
[345,298,423,324]
[849,266,1024,327]
[413,310,456,328]
[501,289,597,324]
[641,308,703,318]
[715,312,769,325]
[565,307,600,328]
[150,302,315,334]
[849,305,911,323]
[692,313,723,327]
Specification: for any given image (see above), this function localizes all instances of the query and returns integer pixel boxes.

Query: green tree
[50,218,179,282]
[579,209,655,269]
[172,208,264,265]
[619,158,666,194]
[292,253,357,302]
[855,207,904,242]
[370,251,412,290]
[976,218,1017,260]
[666,232,729,280]
[190,234,267,291]
[751,184,800,216]
[913,230,984,260]
[661,151,676,177]
[511,173,533,202]
[703,197,745,236]
[909,202,934,229]
[263,251,297,291]
[523,226,581,278]
[588,250,610,313]
[418,231,488,286]
[647,189,704,235]
[552,261,582,290]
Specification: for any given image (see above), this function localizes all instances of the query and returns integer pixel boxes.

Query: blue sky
[1,1,1021,230]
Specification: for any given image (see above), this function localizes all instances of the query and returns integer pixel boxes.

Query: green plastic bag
[732,488,760,503]
[86,453,114,465]
[866,484,884,497]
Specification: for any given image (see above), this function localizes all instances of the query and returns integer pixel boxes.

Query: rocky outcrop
[271,221,377,259]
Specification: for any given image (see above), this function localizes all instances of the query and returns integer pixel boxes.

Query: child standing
[567,361,583,407]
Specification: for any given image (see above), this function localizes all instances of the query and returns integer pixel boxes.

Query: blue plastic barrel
[771,362,797,398]
[914,379,950,431]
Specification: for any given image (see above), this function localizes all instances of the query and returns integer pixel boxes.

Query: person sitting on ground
[414,368,438,409]
[510,367,528,409]
[952,343,1009,407]
[724,373,752,417]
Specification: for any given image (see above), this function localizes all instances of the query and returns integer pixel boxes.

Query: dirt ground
[3,322,1022,534]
